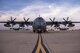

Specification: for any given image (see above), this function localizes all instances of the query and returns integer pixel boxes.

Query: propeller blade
[67,17,69,21]
[24,17,29,22]
[53,17,55,21]
[49,18,53,22]
[63,18,66,21]
[27,18,29,22]
[10,17,13,21]
[24,17,26,21]
[13,18,16,21]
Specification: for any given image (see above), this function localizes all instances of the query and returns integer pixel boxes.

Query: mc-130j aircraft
[0,16,80,32]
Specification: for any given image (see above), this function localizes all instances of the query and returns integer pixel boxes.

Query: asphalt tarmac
[0,30,80,53]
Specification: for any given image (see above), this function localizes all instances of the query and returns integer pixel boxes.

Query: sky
[0,0,80,30]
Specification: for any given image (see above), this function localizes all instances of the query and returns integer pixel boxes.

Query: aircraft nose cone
[37,23,43,29]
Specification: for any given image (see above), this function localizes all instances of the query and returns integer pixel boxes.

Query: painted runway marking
[32,33,49,53]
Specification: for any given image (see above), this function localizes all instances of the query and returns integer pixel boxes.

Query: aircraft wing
[0,21,33,27]
[0,21,33,25]
[71,22,80,23]
[46,21,80,27]
[46,21,62,27]
[0,21,9,23]
[46,22,51,25]
[13,21,33,25]
[0,17,34,27]
[61,21,80,24]
[46,21,61,25]
[46,21,80,25]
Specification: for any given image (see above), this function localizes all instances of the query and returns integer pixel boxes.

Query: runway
[0,30,80,53]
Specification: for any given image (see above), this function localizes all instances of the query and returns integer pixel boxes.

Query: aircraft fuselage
[32,17,46,32]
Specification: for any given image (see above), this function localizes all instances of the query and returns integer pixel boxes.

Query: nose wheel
[33,30,36,32]
[37,29,42,33]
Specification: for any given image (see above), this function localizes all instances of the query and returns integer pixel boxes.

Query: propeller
[7,16,16,27]
[8,17,16,22]
[23,17,30,27]
[24,17,29,22]
[63,17,70,26]
[63,17,75,27]
[49,17,55,27]
[49,17,60,27]
[63,17,69,22]
[49,17,55,22]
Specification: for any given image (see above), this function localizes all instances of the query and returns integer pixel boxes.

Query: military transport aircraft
[0,16,80,32]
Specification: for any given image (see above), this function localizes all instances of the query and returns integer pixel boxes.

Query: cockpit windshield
[37,17,44,21]
[34,17,45,23]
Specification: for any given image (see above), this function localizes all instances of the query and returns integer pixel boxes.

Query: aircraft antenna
[39,14,40,17]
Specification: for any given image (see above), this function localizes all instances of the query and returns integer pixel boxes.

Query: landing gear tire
[43,30,46,32]
[33,30,35,32]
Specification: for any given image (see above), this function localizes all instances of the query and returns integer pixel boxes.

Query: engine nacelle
[19,24,25,27]
[68,24,75,27]
[54,24,60,27]
[12,23,16,26]
[4,24,11,27]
